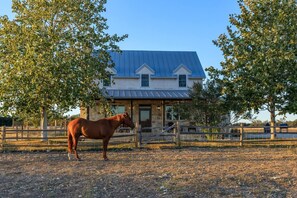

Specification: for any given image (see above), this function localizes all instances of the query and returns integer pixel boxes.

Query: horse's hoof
[104,158,109,161]
[68,153,72,161]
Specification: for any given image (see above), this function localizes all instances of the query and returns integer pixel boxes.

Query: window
[179,75,187,87]
[103,75,112,87]
[111,105,125,115]
[165,106,179,121]
[141,74,149,87]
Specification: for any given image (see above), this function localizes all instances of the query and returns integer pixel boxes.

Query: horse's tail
[67,129,73,154]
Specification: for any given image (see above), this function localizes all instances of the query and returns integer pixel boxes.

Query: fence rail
[1,123,297,151]
[0,126,137,151]
[137,123,297,147]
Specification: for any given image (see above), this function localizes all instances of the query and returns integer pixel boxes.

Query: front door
[139,105,151,132]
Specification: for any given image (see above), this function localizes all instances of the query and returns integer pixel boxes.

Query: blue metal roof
[107,50,205,78]
[105,89,190,100]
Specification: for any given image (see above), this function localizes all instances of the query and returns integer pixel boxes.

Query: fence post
[64,119,67,136]
[54,120,57,137]
[21,125,24,139]
[210,127,214,141]
[226,126,230,139]
[16,126,19,141]
[221,127,224,140]
[26,126,29,140]
[240,123,244,146]
[173,124,177,143]
[2,126,6,149]
[134,123,139,148]
[138,124,142,148]
[176,121,181,147]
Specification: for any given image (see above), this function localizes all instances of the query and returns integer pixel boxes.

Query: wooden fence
[0,126,137,151]
[1,123,297,151]
[137,123,297,147]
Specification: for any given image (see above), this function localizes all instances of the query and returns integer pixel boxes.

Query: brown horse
[67,112,135,161]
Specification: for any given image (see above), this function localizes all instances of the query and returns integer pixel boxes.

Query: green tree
[177,80,229,127]
[250,120,265,127]
[209,0,297,139]
[0,0,127,140]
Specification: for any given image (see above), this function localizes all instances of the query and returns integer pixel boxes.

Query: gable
[135,64,155,75]
[173,64,192,75]
[106,67,117,75]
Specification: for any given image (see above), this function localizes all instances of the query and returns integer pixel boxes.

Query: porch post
[130,100,133,121]
[162,100,165,128]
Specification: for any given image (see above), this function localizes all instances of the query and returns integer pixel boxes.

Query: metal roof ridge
[114,50,197,53]
[106,89,189,91]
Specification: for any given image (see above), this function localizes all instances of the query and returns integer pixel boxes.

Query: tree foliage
[208,0,297,136]
[0,0,127,128]
[176,80,229,126]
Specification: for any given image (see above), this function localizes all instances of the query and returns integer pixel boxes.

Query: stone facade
[80,99,190,130]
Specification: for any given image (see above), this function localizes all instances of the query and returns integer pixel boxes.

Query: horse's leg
[73,135,81,161]
[67,132,73,160]
[102,137,110,161]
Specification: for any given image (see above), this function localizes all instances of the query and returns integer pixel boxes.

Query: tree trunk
[40,106,48,141]
[269,105,276,140]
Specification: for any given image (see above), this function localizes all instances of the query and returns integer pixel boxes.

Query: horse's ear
[124,112,129,117]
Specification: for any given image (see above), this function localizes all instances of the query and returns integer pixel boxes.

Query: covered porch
[82,89,191,131]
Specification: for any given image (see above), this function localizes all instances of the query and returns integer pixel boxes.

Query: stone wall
[80,100,186,129]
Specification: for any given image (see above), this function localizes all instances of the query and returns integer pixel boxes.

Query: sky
[0,0,296,122]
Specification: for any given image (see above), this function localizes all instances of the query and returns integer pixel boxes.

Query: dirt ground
[1,147,297,198]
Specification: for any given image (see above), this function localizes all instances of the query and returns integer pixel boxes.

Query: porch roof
[105,89,191,100]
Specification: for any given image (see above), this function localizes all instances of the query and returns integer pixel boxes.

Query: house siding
[101,78,202,90]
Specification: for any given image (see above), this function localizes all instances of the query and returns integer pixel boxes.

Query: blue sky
[1,0,238,71]
[0,0,296,122]
[104,0,239,72]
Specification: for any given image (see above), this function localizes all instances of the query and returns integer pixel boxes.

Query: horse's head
[122,112,135,129]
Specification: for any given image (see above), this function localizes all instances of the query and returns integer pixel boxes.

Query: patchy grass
[1,147,297,197]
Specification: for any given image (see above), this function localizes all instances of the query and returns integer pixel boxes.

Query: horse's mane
[105,113,124,121]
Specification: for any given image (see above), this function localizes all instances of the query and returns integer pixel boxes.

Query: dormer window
[173,65,191,88]
[103,74,112,87]
[141,74,149,87]
[179,75,187,87]
[136,64,154,88]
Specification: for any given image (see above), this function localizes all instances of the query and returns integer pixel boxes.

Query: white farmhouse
[80,50,206,130]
